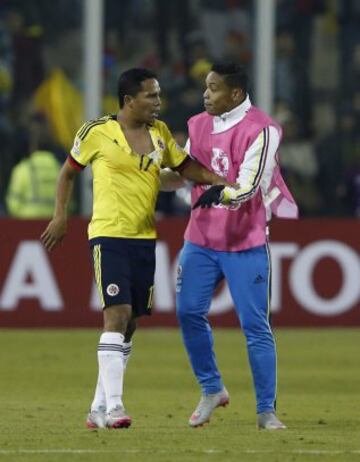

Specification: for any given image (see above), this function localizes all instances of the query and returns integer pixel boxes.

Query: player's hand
[192,185,225,209]
[40,217,67,251]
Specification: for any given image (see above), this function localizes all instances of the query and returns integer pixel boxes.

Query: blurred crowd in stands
[0,0,359,218]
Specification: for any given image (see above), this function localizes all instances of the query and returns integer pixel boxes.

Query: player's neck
[222,95,247,115]
[117,111,146,130]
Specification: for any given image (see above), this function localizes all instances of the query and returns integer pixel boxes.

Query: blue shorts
[90,237,156,317]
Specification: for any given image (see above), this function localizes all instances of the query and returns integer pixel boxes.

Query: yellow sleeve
[69,123,99,167]
[159,122,188,169]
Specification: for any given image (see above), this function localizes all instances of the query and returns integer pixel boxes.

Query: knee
[177,297,194,322]
[242,320,274,346]
[104,304,132,333]
[176,296,204,327]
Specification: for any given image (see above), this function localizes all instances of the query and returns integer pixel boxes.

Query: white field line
[0,449,359,455]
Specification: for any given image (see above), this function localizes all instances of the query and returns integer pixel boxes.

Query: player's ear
[232,88,243,103]
[124,94,133,106]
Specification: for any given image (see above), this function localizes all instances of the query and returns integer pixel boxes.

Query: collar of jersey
[212,95,251,134]
[110,115,160,157]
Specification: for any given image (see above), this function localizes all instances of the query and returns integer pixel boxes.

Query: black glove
[192,185,225,209]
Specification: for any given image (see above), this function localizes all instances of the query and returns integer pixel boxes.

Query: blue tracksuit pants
[176,241,276,414]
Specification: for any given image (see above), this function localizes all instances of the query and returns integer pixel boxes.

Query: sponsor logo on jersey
[211,148,229,177]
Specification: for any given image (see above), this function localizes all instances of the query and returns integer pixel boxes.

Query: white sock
[122,341,132,370]
[90,374,106,412]
[91,339,132,412]
[97,332,124,413]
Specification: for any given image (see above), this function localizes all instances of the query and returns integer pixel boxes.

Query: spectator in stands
[5,7,44,104]
[0,7,13,123]
[336,0,360,97]
[348,157,360,218]
[200,0,251,61]
[274,103,320,215]
[347,43,360,99]
[276,0,326,137]
[154,0,191,70]
[315,106,359,216]
[6,113,60,218]
[275,29,296,108]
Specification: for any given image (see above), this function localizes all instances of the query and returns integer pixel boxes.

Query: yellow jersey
[69,115,188,239]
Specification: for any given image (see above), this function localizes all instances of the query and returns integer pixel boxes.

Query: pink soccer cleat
[105,405,132,429]
[86,407,106,429]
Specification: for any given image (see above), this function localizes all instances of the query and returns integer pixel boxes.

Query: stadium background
[0,2,359,460]
[0,0,359,327]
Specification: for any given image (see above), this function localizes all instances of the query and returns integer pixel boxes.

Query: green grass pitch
[0,328,359,462]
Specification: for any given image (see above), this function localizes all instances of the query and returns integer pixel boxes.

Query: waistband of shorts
[89,236,156,248]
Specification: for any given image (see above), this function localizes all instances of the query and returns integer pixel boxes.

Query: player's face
[131,78,161,124]
[203,71,241,116]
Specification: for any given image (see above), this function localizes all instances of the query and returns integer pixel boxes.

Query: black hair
[117,68,158,108]
[211,62,248,94]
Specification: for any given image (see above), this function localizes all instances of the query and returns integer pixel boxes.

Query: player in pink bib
[176,63,298,430]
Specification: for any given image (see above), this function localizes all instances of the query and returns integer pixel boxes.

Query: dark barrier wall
[0,218,359,328]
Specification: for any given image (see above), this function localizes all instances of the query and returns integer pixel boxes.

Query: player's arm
[41,159,79,251]
[159,168,186,192]
[221,126,279,205]
[41,123,96,250]
[176,157,230,186]
[176,138,230,186]
[194,126,279,209]
[160,125,231,189]
[159,139,191,192]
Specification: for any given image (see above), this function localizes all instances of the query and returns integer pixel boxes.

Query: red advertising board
[0,217,359,328]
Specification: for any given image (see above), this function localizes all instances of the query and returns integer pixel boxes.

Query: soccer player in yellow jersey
[41,68,228,429]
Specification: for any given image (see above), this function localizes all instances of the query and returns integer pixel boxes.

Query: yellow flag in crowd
[34,69,83,151]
